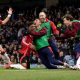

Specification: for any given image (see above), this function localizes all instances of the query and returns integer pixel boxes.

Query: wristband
[7,14,11,18]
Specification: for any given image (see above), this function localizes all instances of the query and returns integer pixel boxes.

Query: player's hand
[29,43,36,50]
[7,7,13,15]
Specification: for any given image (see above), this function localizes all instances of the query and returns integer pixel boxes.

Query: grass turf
[0,68,80,80]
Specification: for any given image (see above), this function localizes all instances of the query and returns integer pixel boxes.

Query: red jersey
[46,18,59,35]
[19,35,33,63]
[19,35,33,56]
[63,22,80,38]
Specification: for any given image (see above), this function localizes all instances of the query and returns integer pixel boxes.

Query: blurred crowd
[0,6,80,66]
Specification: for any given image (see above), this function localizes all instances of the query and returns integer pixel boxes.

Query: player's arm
[50,21,59,35]
[30,28,47,37]
[21,36,30,46]
[1,8,13,25]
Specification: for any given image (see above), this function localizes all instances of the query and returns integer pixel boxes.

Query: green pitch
[0,68,80,80]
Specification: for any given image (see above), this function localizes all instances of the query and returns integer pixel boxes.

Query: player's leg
[38,47,58,69]
[25,56,30,69]
[0,45,11,64]
[45,47,63,65]
[48,38,59,59]
[19,53,30,69]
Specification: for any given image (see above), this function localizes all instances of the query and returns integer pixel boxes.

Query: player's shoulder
[72,22,80,26]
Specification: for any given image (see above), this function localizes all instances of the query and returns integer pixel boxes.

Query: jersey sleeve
[30,28,47,37]
[0,20,2,24]
[50,21,59,35]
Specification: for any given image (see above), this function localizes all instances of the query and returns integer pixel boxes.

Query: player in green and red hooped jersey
[39,12,59,59]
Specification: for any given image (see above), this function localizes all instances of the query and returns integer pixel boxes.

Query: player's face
[39,12,46,22]
[63,18,70,27]
[29,24,36,31]
[34,19,41,27]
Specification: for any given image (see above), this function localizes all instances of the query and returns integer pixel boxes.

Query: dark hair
[62,14,73,21]
[41,9,47,14]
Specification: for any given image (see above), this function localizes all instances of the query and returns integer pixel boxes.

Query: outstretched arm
[1,8,13,25]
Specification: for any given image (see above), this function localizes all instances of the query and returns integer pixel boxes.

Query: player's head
[34,19,41,27]
[28,24,36,32]
[39,12,46,22]
[62,14,73,27]
[29,19,41,32]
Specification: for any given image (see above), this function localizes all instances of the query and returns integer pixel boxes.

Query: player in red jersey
[19,24,36,69]
[0,7,13,67]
